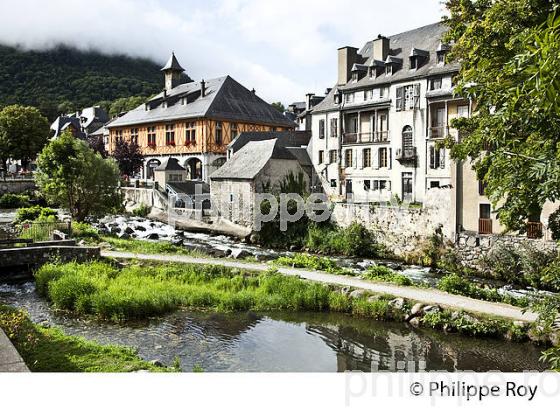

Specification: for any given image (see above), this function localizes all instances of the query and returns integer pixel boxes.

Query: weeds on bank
[362,265,414,286]
[274,254,355,275]
[0,304,170,372]
[34,261,404,322]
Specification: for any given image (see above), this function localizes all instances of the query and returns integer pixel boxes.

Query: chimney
[251,88,256,94]
[372,35,390,62]
[325,88,332,96]
[200,79,206,97]
[305,93,315,111]
[337,46,359,85]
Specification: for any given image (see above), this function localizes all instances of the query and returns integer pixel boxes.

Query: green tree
[271,102,285,113]
[109,96,147,117]
[0,104,50,171]
[35,131,121,221]
[444,0,560,231]
[113,138,144,177]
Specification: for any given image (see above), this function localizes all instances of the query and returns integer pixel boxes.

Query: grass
[274,253,355,275]
[34,260,404,322]
[437,273,530,308]
[95,235,209,258]
[362,265,414,286]
[0,305,173,372]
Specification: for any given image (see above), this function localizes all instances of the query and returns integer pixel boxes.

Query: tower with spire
[161,52,185,91]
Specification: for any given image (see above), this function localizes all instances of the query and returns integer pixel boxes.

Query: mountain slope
[0,44,191,119]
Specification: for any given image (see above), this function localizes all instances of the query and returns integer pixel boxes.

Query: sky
[0,0,446,105]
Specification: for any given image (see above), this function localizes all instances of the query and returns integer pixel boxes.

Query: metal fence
[14,221,72,242]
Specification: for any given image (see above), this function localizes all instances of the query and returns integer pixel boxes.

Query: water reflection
[0,282,547,372]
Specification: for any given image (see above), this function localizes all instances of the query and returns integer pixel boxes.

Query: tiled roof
[107,76,296,129]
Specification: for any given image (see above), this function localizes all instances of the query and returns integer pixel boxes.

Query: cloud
[0,0,444,104]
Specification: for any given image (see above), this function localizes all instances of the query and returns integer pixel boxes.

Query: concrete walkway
[101,250,539,323]
[0,329,29,372]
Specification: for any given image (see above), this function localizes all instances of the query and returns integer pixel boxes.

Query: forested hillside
[0,44,191,120]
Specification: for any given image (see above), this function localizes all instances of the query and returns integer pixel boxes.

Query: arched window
[402,126,413,150]
[146,159,161,180]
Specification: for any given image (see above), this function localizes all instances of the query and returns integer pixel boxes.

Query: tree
[113,138,144,177]
[443,0,560,231]
[87,134,108,158]
[109,96,147,117]
[271,102,285,113]
[35,131,121,221]
[0,104,50,171]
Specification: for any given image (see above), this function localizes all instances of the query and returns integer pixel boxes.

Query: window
[458,105,469,118]
[410,56,418,70]
[429,146,445,169]
[402,126,413,150]
[379,147,388,168]
[379,87,386,98]
[437,51,446,64]
[344,149,353,168]
[330,179,337,188]
[344,93,354,103]
[430,78,442,90]
[362,148,371,168]
[377,112,388,141]
[130,128,139,145]
[329,150,337,164]
[185,122,196,145]
[402,172,413,200]
[319,119,325,139]
[386,65,393,76]
[231,123,239,139]
[165,124,175,145]
[147,126,156,147]
[115,130,123,143]
[364,180,371,191]
[330,118,338,138]
[168,174,183,182]
[366,89,374,100]
[478,180,487,196]
[379,180,387,190]
[430,181,440,189]
[396,84,420,111]
[480,203,491,220]
[215,121,223,145]
[318,150,324,164]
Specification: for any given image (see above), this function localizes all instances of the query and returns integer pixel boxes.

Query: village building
[308,22,548,238]
[210,131,313,227]
[287,93,325,131]
[50,105,109,139]
[106,53,296,184]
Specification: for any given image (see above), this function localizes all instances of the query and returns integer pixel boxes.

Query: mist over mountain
[0,43,191,120]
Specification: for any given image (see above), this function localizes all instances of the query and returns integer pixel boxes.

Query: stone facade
[332,187,452,255]
[455,232,559,269]
[0,245,100,272]
[0,179,36,195]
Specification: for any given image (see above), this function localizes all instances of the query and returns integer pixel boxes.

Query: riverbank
[0,304,174,372]
[102,250,538,322]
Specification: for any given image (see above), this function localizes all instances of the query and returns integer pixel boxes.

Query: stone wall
[121,187,168,211]
[0,245,100,272]
[455,232,559,268]
[331,187,453,256]
[0,179,36,195]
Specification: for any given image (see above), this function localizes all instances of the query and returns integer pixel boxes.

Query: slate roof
[228,131,311,154]
[107,76,296,129]
[167,181,209,195]
[161,52,185,72]
[211,139,303,180]
[313,22,460,113]
[155,157,186,171]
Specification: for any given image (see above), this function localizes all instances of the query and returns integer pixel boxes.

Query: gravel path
[101,250,538,322]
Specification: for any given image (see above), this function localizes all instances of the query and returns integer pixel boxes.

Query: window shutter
[414,83,421,108]
[396,87,404,111]
[429,146,435,169]
[440,148,445,169]
[387,181,392,191]
[388,148,392,169]
[375,148,380,169]
[373,180,379,190]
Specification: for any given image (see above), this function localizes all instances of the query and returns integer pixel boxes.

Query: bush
[548,208,560,240]
[15,206,57,223]
[72,222,99,239]
[132,203,151,218]
[0,193,30,208]
[305,222,383,258]
[363,265,413,286]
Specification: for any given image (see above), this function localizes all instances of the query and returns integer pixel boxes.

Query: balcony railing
[429,126,449,139]
[342,131,390,144]
[527,222,543,239]
[478,218,493,235]
[395,147,417,162]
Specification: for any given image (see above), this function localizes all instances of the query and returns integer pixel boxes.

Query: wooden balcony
[478,218,493,234]
[527,222,543,239]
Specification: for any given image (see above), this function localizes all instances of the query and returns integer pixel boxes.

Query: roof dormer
[350,63,368,82]
[409,48,429,70]
[436,42,451,65]
[368,59,385,78]
[385,55,402,76]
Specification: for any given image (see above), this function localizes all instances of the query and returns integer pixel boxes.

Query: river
[0,281,548,372]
